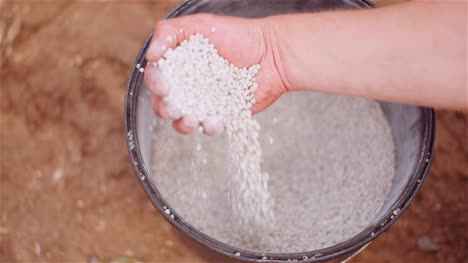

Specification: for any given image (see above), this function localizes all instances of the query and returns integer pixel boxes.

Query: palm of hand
[145,14,286,134]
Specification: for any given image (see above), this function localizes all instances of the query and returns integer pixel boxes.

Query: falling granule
[211,27,216,32]
[164,208,171,215]
[268,136,274,145]
[150,34,274,226]
[139,68,145,73]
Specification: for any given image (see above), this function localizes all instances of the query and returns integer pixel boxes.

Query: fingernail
[214,122,224,135]
[182,115,199,129]
[202,116,224,136]
[165,103,182,120]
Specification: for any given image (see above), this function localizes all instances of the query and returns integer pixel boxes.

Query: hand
[144,14,287,135]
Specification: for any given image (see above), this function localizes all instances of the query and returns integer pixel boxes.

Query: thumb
[146,14,220,62]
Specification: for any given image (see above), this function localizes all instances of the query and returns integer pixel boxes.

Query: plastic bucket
[124,0,435,262]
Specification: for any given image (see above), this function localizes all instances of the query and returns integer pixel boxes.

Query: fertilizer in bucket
[147,34,396,253]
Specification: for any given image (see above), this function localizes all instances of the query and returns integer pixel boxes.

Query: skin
[145,0,467,135]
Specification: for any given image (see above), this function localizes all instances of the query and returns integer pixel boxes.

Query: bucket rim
[123,0,436,261]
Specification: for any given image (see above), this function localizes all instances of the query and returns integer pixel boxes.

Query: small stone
[164,240,174,247]
[52,169,63,181]
[76,200,84,208]
[5,18,21,44]
[34,241,41,256]
[87,256,100,263]
[417,235,438,252]
[0,227,9,234]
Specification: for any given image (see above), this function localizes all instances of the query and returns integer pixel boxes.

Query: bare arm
[266,1,467,109]
[145,1,466,135]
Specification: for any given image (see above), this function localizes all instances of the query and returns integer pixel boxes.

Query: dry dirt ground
[1,1,467,262]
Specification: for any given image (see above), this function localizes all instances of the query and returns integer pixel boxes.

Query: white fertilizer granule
[151,92,396,253]
[149,34,274,226]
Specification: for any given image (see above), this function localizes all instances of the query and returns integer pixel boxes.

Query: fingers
[150,95,182,121]
[144,64,170,97]
[146,19,186,62]
[172,115,224,136]
[145,14,228,136]
[173,115,200,135]
[145,14,221,62]
[150,95,163,118]
[202,116,224,136]
[152,94,225,136]
[151,90,225,136]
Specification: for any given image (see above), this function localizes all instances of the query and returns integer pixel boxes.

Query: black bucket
[124,0,436,262]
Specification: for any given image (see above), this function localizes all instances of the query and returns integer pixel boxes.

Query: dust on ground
[1,1,467,262]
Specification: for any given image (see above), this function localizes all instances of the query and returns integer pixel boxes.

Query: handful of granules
[148,34,275,226]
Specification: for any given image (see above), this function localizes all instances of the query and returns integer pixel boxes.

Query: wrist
[259,17,295,93]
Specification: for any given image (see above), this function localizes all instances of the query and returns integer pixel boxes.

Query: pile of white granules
[150,34,274,226]
[148,35,396,253]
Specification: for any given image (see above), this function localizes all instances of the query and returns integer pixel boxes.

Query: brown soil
[1,1,467,262]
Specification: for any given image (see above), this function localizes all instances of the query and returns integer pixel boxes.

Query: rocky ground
[1,1,467,262]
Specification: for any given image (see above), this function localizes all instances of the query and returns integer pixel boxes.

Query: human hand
[144,14,287,135]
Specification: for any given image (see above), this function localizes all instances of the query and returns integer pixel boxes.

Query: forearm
[265,1,467,109]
